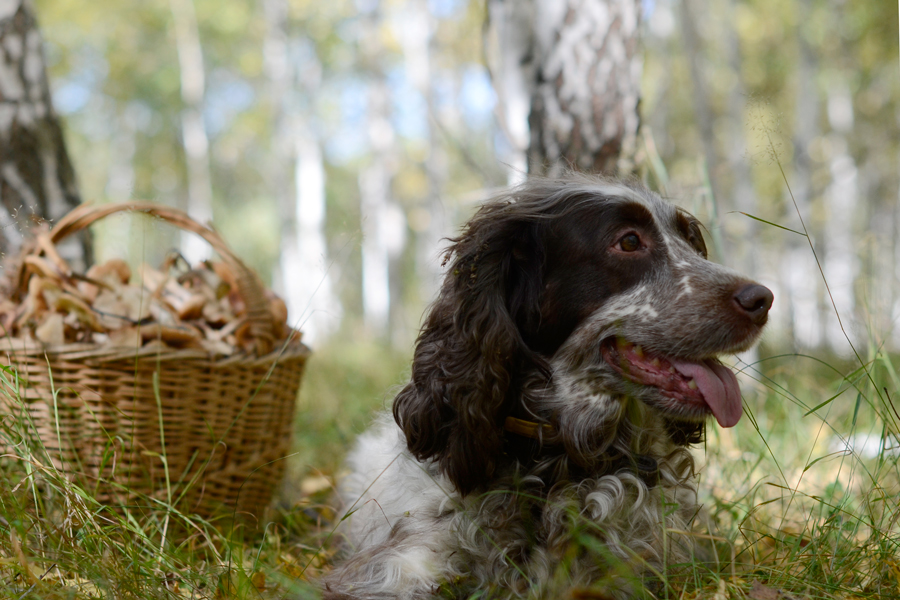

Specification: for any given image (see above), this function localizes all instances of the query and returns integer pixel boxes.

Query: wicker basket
[0,202,310,523]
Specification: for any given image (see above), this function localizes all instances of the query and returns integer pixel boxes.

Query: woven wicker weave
[0,203,310,522]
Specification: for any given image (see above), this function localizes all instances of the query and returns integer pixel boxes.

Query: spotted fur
[321,175,772,599]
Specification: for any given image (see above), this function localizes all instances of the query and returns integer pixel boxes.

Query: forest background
[0,0,898,597]
[34,0,900,358]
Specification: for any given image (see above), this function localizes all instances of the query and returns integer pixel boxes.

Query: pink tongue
[670,359,743,427]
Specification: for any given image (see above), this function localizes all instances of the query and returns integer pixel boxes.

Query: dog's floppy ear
[392,205,545,496]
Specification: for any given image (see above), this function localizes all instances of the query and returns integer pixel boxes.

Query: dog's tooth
[651,358,660,368]
[668,366,676,374]
[634,345,644,357]
[688,379,698,390]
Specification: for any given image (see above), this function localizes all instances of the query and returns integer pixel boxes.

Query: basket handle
[49,202,276,355]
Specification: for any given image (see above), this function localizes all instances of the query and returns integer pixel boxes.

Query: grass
[0,336,897,599]
[0,335,411,600]
[1,338,898,599]
[689,345,900,598]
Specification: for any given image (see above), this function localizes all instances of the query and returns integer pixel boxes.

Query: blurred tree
[487,0,643,178]
[358,6,402,337]
[264,0,341,343]
[30,0,899,353]
[0,1,88,264]
[169,0,213,263]
[679,0,758,271]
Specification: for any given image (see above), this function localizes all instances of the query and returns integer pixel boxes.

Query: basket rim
[13,201,284,356]
[0,336,310,365]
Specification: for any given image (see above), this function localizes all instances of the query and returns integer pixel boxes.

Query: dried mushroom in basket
[0,225,293,356]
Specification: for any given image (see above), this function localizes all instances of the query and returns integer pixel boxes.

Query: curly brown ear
[392,206,544,496]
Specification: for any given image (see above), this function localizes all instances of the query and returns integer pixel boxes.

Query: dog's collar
[503,416,660,483]
[504,416,555,439]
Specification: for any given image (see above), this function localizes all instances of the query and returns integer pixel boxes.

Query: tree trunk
[358,9,404,338]
[401,0,448,305]
[0,1,89,265]
[527,0,642,176]
[169,0,213,264]
[678,0,717,200]
[485,0,536,183]
[264,0,341,343]
[782,0,822,349]
[359,79,397,336]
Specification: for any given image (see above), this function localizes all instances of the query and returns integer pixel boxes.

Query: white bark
[359,11,403,336]
[822,84,858,354]
[359,79,403,334]
[895,153,900,347]
[720,0,757,273]
[0,1,87,263]
[400,0,446,303]
[281,134,340,341]
[781,0,823,349]
[678,0,717,196]
[485,0,536,183]
[528,0,642,176]
[488,0,641,178]
[170,0,213,264]
[360,165,406,336]
[360,159,391,334]
[264,0,340,343]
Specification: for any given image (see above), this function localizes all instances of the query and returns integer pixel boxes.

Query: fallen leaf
[250,570,266,591]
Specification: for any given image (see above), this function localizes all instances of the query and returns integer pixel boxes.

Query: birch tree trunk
[678,0,717,199]
[488,0,642,177]
[170,0,213,264]
[822,82,859,354]
[680,0,759,272]
[0,1,89,264]
[401,0,447,304]
[528,0,642,176]
[485,0,535,183]
[359,80,397,336]
[782,0,823,348]
[264,0,340,342]
[358,9,404,337]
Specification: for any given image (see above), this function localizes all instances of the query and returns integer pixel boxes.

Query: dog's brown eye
[618,233,641,252]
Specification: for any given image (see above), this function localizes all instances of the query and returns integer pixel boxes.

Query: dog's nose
[733,284,773,325]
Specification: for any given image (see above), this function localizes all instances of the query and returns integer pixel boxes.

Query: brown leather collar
[504,416,555,439]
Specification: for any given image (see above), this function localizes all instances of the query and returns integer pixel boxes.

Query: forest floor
[0,336,898,599]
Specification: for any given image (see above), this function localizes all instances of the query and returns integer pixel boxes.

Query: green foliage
[285,333,411,484]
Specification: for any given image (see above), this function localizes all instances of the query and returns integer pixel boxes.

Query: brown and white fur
[322,175,772,599]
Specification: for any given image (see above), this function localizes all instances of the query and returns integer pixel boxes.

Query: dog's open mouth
[600,337,742,428]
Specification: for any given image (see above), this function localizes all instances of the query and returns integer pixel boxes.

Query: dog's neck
[502,415,663,486]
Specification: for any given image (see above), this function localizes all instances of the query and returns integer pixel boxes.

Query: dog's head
[393,175,772,495]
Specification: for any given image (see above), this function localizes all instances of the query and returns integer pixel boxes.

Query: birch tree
[488,0,643,178]
[679,0,759,272]
[0,1,88,264]
[399,0,447,303]
[169,0,213,263]
[264,0,340,343]
[358,8,404,337]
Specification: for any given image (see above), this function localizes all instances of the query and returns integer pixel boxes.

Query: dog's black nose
[733,284,773,325]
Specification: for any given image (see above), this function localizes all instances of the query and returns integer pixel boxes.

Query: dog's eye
[618,233,641,252]
[690,234,708,258]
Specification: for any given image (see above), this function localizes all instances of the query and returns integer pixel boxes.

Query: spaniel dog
[322,175,772,599]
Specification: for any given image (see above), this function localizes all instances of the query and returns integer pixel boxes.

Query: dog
[322,175,772,599]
